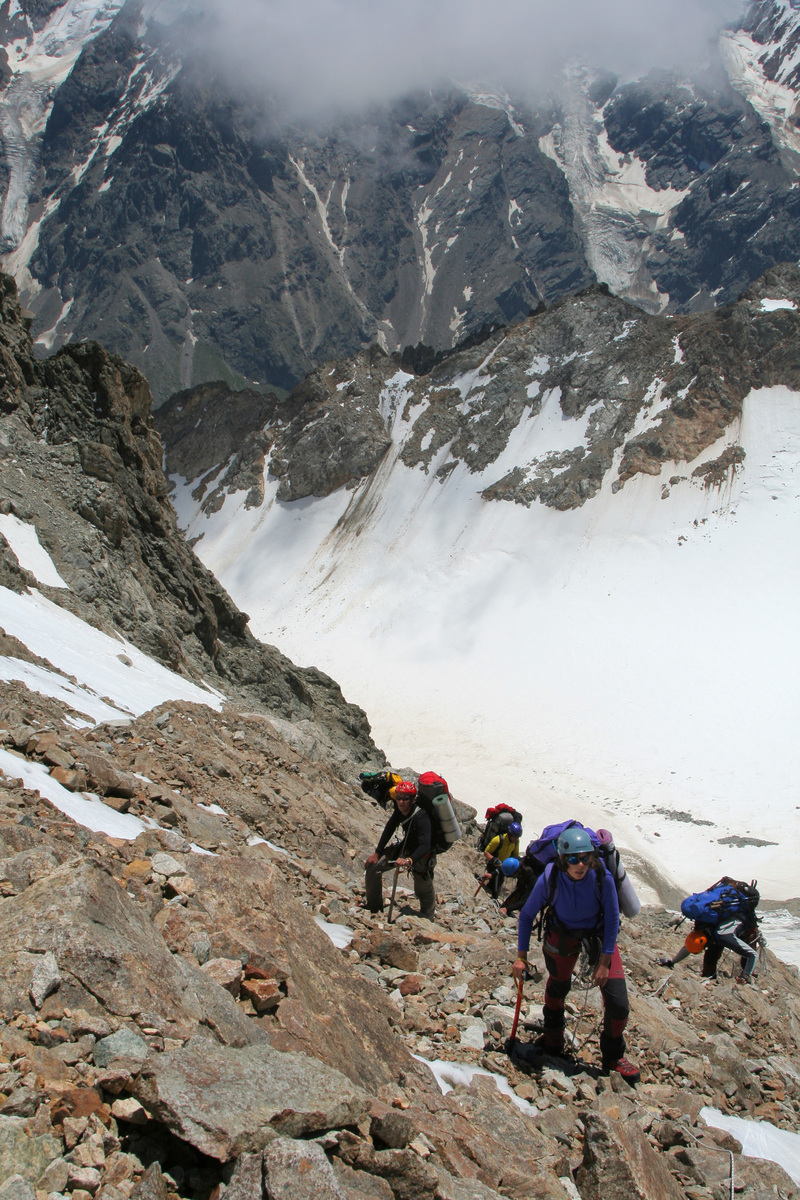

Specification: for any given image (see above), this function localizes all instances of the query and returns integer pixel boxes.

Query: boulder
[78,749,138,798]
[132,1036,369,1161]
[368,934,418,973]
[369,1111,418,1150]
[224,1153,264,1200]
[150,852,186,878]
[576,1112,686,1200]
[0,1114,61,1183]
[30,950,61,1009]
[331,1158,394,1200]
[263,1138,348,1200]
[129,1163,169,1200]
[0,860,263,1046]
[165,855,420,1093]
[0,1178,35,1200]
[92,1028,149,1068]
[334,1133,442,1200]
[201,957,243,996]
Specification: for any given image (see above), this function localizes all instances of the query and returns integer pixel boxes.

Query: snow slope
[0,518,224,723]
[174,381,800,903]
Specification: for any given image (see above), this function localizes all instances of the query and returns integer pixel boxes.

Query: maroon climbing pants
[542,931,629,1064]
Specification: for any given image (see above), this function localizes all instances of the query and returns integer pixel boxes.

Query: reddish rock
[103,794,132,813]
[200,958,243,997]
[49,1085,110,1127]
[240,978,282,1013]
[49,766,85,791]
[398,975,422,997]
[243,963,272,980]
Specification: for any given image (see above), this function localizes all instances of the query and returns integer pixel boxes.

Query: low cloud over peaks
[188,0,745,120]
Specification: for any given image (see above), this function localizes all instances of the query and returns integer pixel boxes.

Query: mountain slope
[161,263,800,900]
[0,0,799,399]
[0,269,376,762]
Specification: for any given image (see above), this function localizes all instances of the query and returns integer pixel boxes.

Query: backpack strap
[533,864,560,943]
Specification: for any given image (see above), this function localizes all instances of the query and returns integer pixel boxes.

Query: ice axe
[506,976,524,1057]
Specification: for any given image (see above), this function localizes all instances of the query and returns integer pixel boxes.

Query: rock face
[0,271,376,763]
[0,0,798,399]
[162,263,800,518]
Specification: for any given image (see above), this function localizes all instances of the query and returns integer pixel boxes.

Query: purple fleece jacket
[518,864,620,956]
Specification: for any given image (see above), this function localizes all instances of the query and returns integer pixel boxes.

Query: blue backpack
[681,878,759,927]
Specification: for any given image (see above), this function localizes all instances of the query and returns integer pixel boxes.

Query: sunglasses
[566,853,592,865]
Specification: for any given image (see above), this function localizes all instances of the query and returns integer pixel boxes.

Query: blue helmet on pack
[501,857,520,877]
[508,822,522,838]
[556,827,593,857]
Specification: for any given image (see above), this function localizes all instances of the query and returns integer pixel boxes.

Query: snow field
[176,383,800,903]
[0,585,225,719]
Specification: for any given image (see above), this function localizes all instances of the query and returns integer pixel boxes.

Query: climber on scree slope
[659,876,761,983]
[364,781,436,920]
[481,820,522,899]
[512,826,640,1084]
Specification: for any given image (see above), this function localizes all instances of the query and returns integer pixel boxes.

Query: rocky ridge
[159,263,800,516]
[0,686,799,1200]
[0,270,374,763]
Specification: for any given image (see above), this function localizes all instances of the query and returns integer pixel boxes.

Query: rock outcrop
[161,263,800,516]
[0,272,375,763]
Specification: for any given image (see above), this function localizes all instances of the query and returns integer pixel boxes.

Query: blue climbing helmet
[501,857,520,877]
[508,821,522,838]
[556,826,594,857]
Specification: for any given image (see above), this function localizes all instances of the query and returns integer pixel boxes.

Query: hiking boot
[532,1034,565,1057]
[603,1057,640,1085]
[735,973,752,985]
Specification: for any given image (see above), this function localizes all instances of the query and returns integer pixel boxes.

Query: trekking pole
[386,821,412,924]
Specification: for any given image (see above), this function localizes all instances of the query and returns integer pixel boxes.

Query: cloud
[186,0,746,120]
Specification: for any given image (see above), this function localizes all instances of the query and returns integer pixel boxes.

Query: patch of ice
[0,748,146,840]
[0,657,133,724]
[701,1107,800,1184]
[759,299,797,312]
[0,515,68,588]
[0,586,225,718]
[722,29,800,164]
[313,916,354,948]
[759,910,800,970]
[413,1054,536,1114]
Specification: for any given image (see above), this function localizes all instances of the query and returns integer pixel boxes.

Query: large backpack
[359,770,401,808]
[524,819,640,919]
[478,803,523,852]
[681,878,759,927]
[415,771,462,854]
